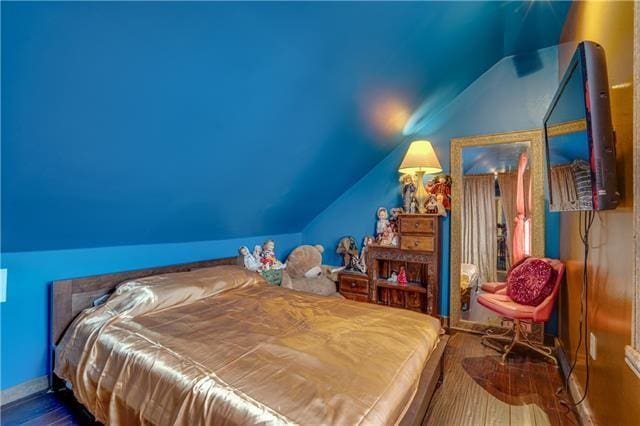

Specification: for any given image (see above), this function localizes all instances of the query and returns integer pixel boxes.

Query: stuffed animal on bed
[281,245,343,297]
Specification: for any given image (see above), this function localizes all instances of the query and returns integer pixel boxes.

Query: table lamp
[398,140,442,213]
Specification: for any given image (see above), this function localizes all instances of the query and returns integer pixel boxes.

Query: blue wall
[2,1,540,253]
[303,46,561,318]
[0,233,301,390]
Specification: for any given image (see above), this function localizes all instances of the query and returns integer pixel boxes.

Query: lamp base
[414,171,428,214]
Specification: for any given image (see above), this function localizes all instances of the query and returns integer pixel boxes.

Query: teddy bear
[281,245,342,297]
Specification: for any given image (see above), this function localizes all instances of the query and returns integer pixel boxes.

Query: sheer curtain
[462,175,497,283]
[550,164,579,211]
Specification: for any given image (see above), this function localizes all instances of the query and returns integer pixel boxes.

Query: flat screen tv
[544,41,619,211]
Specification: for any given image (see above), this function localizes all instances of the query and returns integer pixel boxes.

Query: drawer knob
[350,282,356,288]
[414,241,419,247]
[414,222,420,228]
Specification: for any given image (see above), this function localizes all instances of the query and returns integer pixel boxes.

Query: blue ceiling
[1,1,571,252]
[463,142,531,175]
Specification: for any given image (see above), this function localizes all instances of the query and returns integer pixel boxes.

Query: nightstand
[338,271,369,303]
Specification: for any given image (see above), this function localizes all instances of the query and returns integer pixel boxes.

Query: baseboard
[554,338,596,425]
[0,375,49,407]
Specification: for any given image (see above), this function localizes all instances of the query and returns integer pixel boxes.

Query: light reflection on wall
[364,94,410,139]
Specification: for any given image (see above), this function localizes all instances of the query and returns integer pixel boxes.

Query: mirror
[450,130,545,332]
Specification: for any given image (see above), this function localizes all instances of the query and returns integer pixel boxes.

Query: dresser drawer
[400,235,435,252]
[400,216,436,234]
[342,292,369,303]
[339,274,369,295]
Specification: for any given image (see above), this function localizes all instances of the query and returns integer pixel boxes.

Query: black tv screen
[544,41,619,211]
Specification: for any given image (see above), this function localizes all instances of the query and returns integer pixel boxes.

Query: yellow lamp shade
[398,140,442,175]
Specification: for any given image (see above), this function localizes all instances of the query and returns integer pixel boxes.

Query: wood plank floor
[424,332,579,426]
[1,332,579,425]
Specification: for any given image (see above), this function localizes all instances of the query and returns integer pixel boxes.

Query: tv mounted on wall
[544,41,619,212]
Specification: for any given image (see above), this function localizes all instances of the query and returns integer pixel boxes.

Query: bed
[51,257,448,425]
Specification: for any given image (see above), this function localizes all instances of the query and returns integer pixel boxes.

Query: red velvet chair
[478,258,564,364]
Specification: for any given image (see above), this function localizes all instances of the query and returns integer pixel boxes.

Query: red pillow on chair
[507,258,557,306]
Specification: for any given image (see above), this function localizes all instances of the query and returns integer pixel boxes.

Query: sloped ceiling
[1,1,571,252]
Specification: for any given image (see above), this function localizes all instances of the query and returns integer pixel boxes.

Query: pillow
[507,258,557,306]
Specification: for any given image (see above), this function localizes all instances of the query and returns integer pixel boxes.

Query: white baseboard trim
[555,338,596,425]
[625,345,640,379]
[0,375,49,406]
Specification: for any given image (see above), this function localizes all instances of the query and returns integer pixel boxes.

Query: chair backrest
[532,259,565,322]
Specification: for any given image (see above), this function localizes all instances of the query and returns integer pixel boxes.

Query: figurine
[400,174,416,214]
[428,175,452,210]
[410,198,418,214]
[435,194,448,217]
[397,266,408,285]
[424,194,439,215]
[389,208,403,232]
[387,271,398,283]
[253,245,263,262]
[353,235,374,274]
[336,236,361,271]
[376,207,390,236]
[239,246,261,271]
[260,240,285,270]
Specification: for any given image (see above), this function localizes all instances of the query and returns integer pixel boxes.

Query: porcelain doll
[435,194,448,217]
[389,208,403,232]
[354,235,374,274]
[260,240,285,270]
[387,271,398,283]
[410,198,418,214]
[397,266,408,285]
[239,246,261,271]
[424,195,439,215]
[253,245,263,262]
[429,175,452,210]
[376,207,390,236]
[400,174,416,214]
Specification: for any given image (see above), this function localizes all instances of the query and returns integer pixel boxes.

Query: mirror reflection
[459,141,531,325]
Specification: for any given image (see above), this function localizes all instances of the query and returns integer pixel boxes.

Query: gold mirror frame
[449,129,545,332]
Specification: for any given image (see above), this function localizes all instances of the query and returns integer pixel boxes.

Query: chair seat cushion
[481,281,507,293]
[506,258,557,306]
[477,293,536,319]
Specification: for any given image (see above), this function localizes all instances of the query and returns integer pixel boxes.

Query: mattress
[55,265,441,425]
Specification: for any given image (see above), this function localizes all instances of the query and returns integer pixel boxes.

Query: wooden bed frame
[50,257,448,425]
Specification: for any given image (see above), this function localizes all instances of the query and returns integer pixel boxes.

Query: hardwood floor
[424,332,579,426]
[1,332,578,426]
[0,390,96,426]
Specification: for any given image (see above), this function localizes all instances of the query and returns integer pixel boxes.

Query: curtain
[462,175,497,283]
[550,164,579,211]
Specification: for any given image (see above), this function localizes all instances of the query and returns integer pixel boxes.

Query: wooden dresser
[367,214,441,316]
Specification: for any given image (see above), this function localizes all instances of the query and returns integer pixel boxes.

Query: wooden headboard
[51,256,239,346]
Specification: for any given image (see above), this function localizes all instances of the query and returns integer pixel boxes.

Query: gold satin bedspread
[55,266,441,425]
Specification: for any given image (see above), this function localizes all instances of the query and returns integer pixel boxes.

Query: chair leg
[500,321,520,364]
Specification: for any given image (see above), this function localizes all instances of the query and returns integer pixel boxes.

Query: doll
[397,266,408,285]
[387,271,398,283]
[400,175,416,214]
[429,175,452,210]
[424,195,439,215]
[435,194,448,217]
[410,198,418,214]
[260,240,285,270]
[253,245,263,263]
[354,235,375,274]
[239,246,261,271]
[376,207,389,236]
